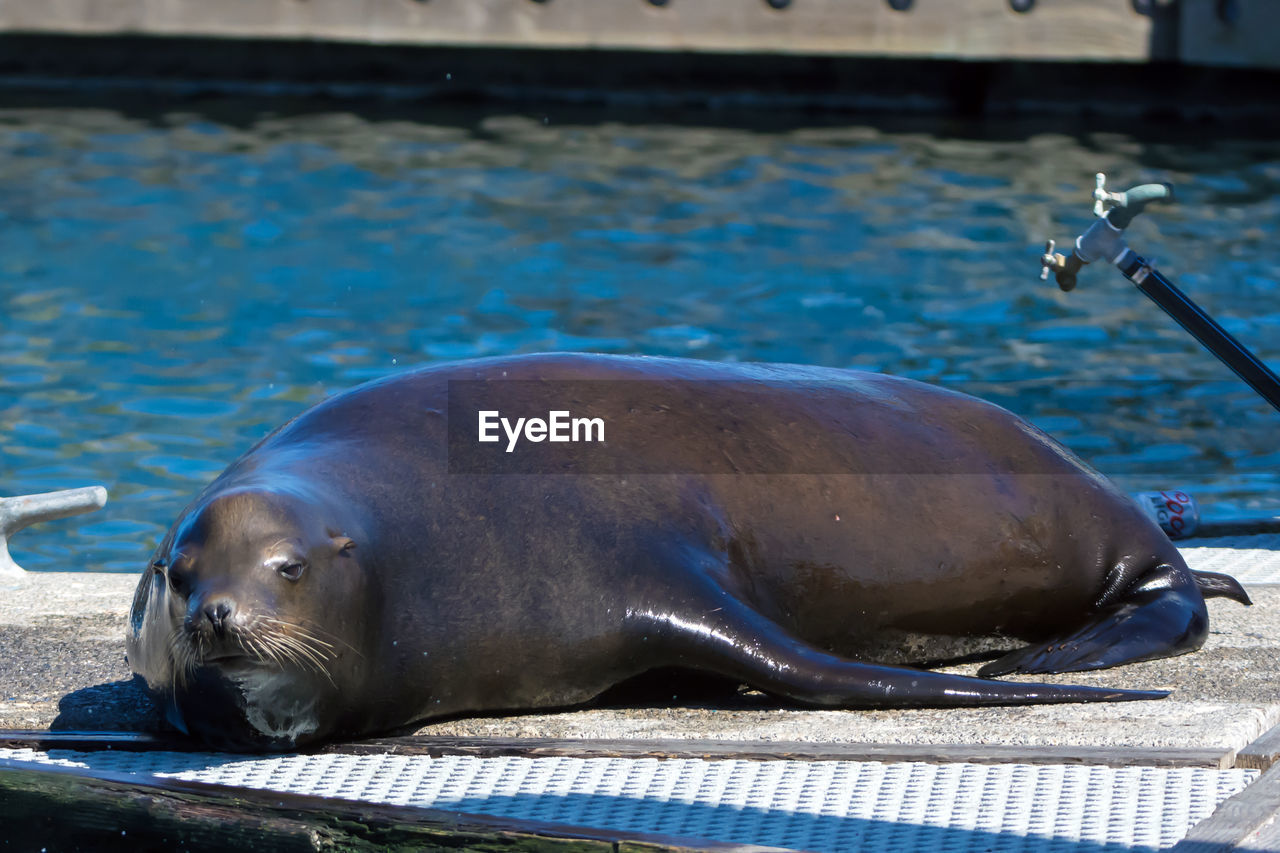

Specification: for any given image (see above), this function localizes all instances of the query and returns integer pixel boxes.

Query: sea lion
[127,353,1250,750]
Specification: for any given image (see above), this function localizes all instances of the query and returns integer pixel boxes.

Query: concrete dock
[3,553,1279,760]
[2,536,1279,849]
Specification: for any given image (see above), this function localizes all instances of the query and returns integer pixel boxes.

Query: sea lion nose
[203,599,234,636]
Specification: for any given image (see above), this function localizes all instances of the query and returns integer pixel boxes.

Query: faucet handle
[1093,172,1124,218]
[1039,239,1057,281]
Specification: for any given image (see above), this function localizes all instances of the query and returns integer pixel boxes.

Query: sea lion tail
[1193,570,1252,606]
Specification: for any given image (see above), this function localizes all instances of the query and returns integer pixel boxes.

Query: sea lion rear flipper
[1194,570,1252,605]
[639,584,1166,707]
[979,562,1224,678]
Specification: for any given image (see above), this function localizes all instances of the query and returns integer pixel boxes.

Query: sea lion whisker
[255,619,340,663]
[258,633,313,678]
[256,630,298,666]
[255,625,333,673]
[260,636,296,670]
[264,631,337,686]
[278,635,337,677]
[262,615,351,649]
[275,626,337,652]
[166,627,196,686]
[260,617,354,656]
[263,635,299,672]
[243,634,278,668]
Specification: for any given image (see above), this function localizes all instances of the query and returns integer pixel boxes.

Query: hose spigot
[1040,173,1280,415]
[1040,172,1173,291]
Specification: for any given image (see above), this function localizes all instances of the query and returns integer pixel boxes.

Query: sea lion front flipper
[978,562,1233,678]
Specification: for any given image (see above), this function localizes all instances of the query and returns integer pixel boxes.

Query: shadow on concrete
[50,677,163,733]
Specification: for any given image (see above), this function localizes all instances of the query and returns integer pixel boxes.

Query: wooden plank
[0,730,186,752]
[0,757,785,852]
[0,0,1158,61]
[1237,722,1280,771]
[1172,762,1280,853]
[341,735,1235,769]
[0,729,1233,768]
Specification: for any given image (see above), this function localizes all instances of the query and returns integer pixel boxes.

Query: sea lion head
[127,484,370,750]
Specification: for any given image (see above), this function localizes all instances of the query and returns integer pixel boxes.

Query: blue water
[1,104,1277,571]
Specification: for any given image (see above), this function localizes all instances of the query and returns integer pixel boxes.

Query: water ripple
[1,107,1277,571]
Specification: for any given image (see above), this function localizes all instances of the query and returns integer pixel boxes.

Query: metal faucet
[1041,173,1280,414]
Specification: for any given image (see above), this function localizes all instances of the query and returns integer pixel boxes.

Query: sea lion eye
[277,561,306,582]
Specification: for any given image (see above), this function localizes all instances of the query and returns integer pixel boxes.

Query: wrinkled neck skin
[127,470,381,751]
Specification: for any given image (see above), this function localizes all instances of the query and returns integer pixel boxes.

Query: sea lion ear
[332,536,356,555]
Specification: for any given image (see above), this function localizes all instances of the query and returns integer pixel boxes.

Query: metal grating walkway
[1181,533,1280,585]
[1,748,1258,852]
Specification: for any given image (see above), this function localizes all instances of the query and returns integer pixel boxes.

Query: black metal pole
[1119,254,1280,414]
